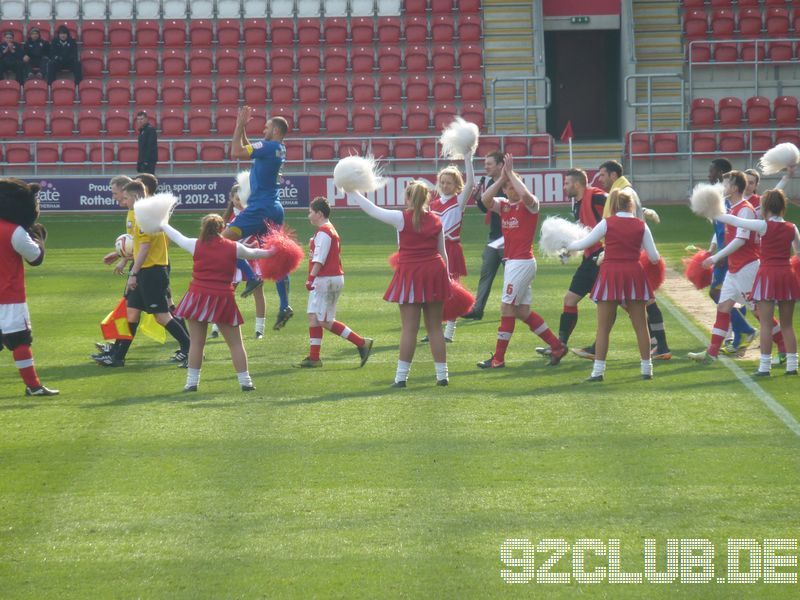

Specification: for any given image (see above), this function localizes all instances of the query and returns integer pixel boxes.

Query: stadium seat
[324,46,347,73]
[283,139,304,161]
[298,47,322,74]
[297,105,322,134]
[189,78,214,105]
[5,143,31,164]
[270,19,294,45]
[692,132,717,154]
[29,0,56,18]
[134,49,159,76]
[738,8,762,37]
[244,77,268,104]
[269,48,293,74]
[351,18,375,43]
[775,131,800,147]
[405,0,426,15]
[200,144,226,163]
[107,21,133,47]
[244,48,269,74]
[432,74,456,101]
[78,80,104,108]
[774,96,798,126]
[161,49,186,75]
[309,140,335,161]
[690,98,715,127]
[532,134,553,162]
[323,75,348,103]
[374,0,400,15]
[746,96,771,125]
[351,75,375,102]
[188,108,212,136]
[741,41,766,61]
[751,130,774,153]
[32,19,57,40]
[189,20,214,46]
[768,41,793,62]
[298,18,321,44]
[504,136,529,156]
[219,19,242,46]
[189,49,213,76]
[378,17,401,43]
[420,139,437,159]
[710,9,734,38]
[352,104,375,133]
[405,45,429,72]
[718,97,742,126]
[405,74,428,101]
[298,76,322,104]
[49,80,75,106]
[713,42,738,62]
[78,109,103,137]
[216,0,241,17]
[462,103,485,128]
[130,78,157,107]
[459,44,482,71]
[338,139,364,158]
[106,50,131,76]
[216,107,238,134]
[476,135,502,157]
[324,18,347,44]
[189,0,214,18]
[434,104,457,130]
[271,76,294,104]
[707,0,732,6]
[351,46,374,73]
[458,15,482,41]
[160,108,185,135]
[36,143,60,164]
[719,131,745,153]
[134,20,159,48]
[378,75,402,102]
[23,79,48,106]
[377,46,402,73]
[0,0,25,19]
[267,0,292,17]
[407,104,430,132]
[161,78,186,105]
[323,0,347,16]
[325,105,349,133]
[0,110,19,136]
[217,48,241,75]
[652,133,678,155]
[89,143,114,163]
[404,16,427,43]
[683,9,708,40]
[431,16,454,42]
[244,112,266,137]
[0,80,20,105]
[378,104,403,133]
[298,0,321,16]
[766,7,790,35]
[216,78,240,105]
[106,109,130,136]
[62,143,87,164]
[627,133,650,159]
[81,21,106,47]
[393,139,417,159]
[460,73,484,101]
[133,0,160,17]
[432,45,455,71]
[162,20,187,47]
[163,0,188,19]
[22,108,47,137]
[431,0,453,14]
[368,138,391,159]
[115,142,138,164]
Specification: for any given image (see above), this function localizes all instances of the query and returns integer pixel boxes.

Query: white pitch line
[658,294,800,437]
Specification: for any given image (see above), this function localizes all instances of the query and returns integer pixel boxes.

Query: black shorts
[568,250,602,298]
[126,265,171,314]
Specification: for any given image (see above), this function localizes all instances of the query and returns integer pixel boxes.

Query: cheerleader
[713,188,799,376]
[429,151,475,342]
[566,189,661,381]
[348,181,451,387]
[161,214,274,392]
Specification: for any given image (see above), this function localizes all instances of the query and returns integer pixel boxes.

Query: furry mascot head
[0,178,41,229]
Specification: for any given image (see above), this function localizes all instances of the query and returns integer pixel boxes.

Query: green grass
[2,205,800,598]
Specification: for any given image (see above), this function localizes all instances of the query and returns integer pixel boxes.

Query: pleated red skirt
[445,239,467,278]
[750,265,800,301]
[175,284,243,325]
[384,257,450,304]
[591,262,653,302]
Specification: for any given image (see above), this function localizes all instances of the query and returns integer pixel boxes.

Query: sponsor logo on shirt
[503,217,520,230]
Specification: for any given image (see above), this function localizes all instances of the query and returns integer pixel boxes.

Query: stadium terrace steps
[553,141,623,169]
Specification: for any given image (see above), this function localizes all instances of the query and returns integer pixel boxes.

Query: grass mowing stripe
[657,293,800,438]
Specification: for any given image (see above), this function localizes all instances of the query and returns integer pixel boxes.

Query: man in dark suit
[0,31,24,84]
[136,111,158,175]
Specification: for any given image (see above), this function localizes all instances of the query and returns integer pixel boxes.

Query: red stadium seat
[135,49,159,76]
[434,103,457,130]
[244,77,268,104]
[690,98,715,127]
[378,17,401,43]
[77,109,102,137]
[107,20,133,47]
[717,97,742,126]
[134,78,158,106]
[324,18,347,44]
[162,20,187,46]
[459,44,482,71]
[271,76,294,104]
[405,45,428,72]
[368,138,390,159]
[2,21,23,41]
[135,20,160,47]
[404,16,427,43]
[504,136,528,156]
[431,16,454,42]
[431,0,453,13]
[458,15,482,41]
[766,7,790,35]
[161,78,185,105]
[325,105,349,133]
[751,130,774,152]
[775,131,800,147]
[189,78,213,105]
[712,42,737,62]
[160,108,185,135]
[432,45,455,71]
[297,105,322,134]
[322,76,347,103]
[189,19,214,46]
[89,144,113,163]
[117,143,138,164]
[377,46,402,73]
[200,144,226,163]
[741,41,766,61]
[216,78,240,104]
[0,80,20,105]
[351,75,375,102]
[21,108,46,137]
[216,107,238,134]
[5,142,29,163]
[352,104,375,133]
[81,20,105,47]
[189,49,213,76]
[379,104,403,133]
[245,112,266,137]
[351,46,374,73]
[107,50,131,76]
[157,144,169,164]
[297,18,320,44]
[710,9,734,38]
[405,0,426,13]
[350,17,374,44]
[218,19,242,46]
[460,73,483,101]
[242,20,267,45]
[406,74,429,102]
[692,132,717,154]
[738,8,762,37]
[407,104,430,132]
[746,96,771,125]
[216,48,240,75]
[309,140,335,161]
[270,19,294,45]
[324,46,348,73]
[23,78,48,106]
[420,139,437,159]
[462,103,485,129]
[162,49,186,76]
[105,109,130,136]
[268,48,292,74]
[393,139,417,159]
[476,135,502,157]
[531,134,552,161]
[284,139,304,161]
[683,9,708,39]
[764,0,787,5]
[62,143,87,164]
[173,142,198,163]
[51,80,75,105]
[708,0,732,6]
[627,133,650,159]
[188,108,212,135]
[36,143,59,163]
[719,131,745,153]
[298,76,321,104]
[338,139,363,158]
[459,0,480,12]
[652,133,678,155]
[80,49,104,77]
[774,96,799,126]
[378,75,402,102]
[298,47,321,74]
[432,73,456,101]
[768,41,793,62]
[243,48,269,75]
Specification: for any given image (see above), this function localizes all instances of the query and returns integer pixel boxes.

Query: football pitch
[2,205,800,598]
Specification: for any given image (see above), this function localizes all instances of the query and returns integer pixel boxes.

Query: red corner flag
[560,120,574,143]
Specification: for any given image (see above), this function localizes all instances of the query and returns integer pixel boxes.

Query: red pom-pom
[256,226,305,281]
[442,280,475,321]
[639,250,666,291]
[682,250,713,290]
[791,255,800,286]
[388,252,400,269]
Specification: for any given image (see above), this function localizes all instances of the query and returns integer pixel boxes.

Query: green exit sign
[570,16,591,24]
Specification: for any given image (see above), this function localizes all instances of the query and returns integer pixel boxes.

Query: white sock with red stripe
[708,311,731,358]
[12,345,40,388]
[309,326,323,360]
[330,320,365,347]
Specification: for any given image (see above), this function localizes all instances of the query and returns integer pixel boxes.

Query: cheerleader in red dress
[567,190,661,382]
[429,151,475,342]
[715,188,800,376]
[349,181,451,387]
[161,214,273,392]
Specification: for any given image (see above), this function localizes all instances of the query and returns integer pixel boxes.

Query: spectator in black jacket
[46,25,82,85]
[23,28,49,80]
[136,111,158,175]
[0,31,24,84]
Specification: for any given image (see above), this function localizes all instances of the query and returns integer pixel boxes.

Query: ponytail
[405,181,431,231]
[199,214,225,242]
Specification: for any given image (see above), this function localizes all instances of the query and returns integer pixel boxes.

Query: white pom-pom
[333,155,387,193]
[689,182,725,220]
[758,143,800,175]
[643,207,660,224]
[236,170,251,208]
[439,116,479,160]
[133,192,179,234]
[538,216,591,258]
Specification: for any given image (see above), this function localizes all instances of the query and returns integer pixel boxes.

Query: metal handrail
[489,76,551,135]
[624,73,685,132]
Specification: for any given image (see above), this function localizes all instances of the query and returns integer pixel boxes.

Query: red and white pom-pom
[791,255,800,286]
[236,170,251,207]
[442,280,475,322]
[639,250,666,291]
[388,251,400,269]
[256,226,304,281]
[683,250,713,290]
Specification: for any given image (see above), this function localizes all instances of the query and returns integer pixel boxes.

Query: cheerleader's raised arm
[348,191,405,230]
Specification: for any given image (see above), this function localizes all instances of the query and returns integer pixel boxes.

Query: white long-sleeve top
[162,223,269,260]
[716,213,800,254]
[567,212,660,262]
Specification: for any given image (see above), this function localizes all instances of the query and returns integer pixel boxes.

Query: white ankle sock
[434,362,448,381]
[237,371,253,387]
[591,360,606,378]
[395,360,411,383]
[640,359,652,376]
[186,368,201,387]
[444,320,456,340]
[786,353,798,372]
[760,354,772,373]
[255,317,265,334]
